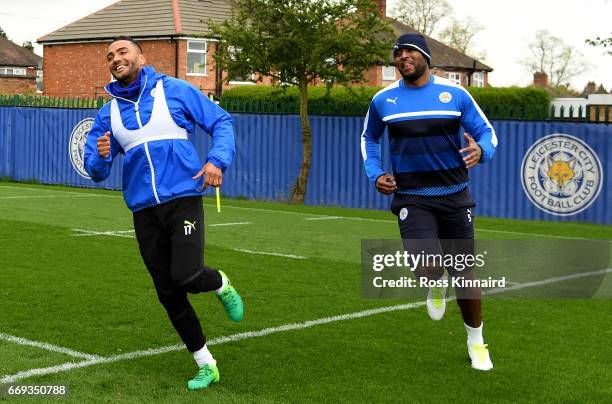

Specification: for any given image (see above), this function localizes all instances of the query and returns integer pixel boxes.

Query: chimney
[533,72,548,88]
[585,81,596,94]
[374,0,386,18]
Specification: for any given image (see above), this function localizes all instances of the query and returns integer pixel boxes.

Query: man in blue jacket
[361,33,497,371]
[84,36,244,390]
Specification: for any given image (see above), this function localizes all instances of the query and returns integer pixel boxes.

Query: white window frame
[447,72,461,85]
[382,66,396,81]
[227,46,255,85]
[472,71,484,87]
[187,40,208,77]
[228,77,256,86]
[0,67,26,76]
[36,69,43,93]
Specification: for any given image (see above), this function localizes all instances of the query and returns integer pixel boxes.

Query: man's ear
[139,53,146,67]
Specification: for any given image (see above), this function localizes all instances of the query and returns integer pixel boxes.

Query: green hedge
[220,85,552,120]
[467,87,551,120]
[0,94,106,109]
[220,85,381,116]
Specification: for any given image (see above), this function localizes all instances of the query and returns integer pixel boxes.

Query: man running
[361,32,497,371]
[84,36,244,389]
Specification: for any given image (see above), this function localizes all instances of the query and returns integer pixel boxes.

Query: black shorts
[391,188,476,266]
[391,188,475,239]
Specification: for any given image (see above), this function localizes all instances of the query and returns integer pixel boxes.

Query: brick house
[367,0,492,87]
[38,0,491,98]
[37,0,233,98]
[0,37,42,95]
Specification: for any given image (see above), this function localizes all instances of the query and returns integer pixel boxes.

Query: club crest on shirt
[439,92,452,103]
[521,134,603,216]
[399,207,409,221]
[69,118,94,179]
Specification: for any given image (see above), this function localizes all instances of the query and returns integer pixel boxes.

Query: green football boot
[216,270,244,322]
[187,363,220,390]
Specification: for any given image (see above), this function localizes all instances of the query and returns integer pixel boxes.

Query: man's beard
[401,63,427,83]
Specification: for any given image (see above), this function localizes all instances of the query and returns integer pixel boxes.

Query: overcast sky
[1,0,610,91]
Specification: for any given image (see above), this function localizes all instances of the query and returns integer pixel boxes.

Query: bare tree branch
[439,17,483,56]
[526,30,585,88]
[391,0,452,36]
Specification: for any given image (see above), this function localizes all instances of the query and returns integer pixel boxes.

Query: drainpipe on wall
[174,37,179,78]
[215,41,223,98]
[467,60,476,87]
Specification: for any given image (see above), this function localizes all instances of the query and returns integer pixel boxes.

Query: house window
[187,40,207,76]
[36,70,43,93]
[227,46,255,84]
[447,72,461,85]
[0,67,26,76]
[382,66,396,81]
[472,71,484,87]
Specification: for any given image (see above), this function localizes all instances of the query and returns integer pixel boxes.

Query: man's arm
[172,81,236,188]
[459,89,498,163]
[361,102,386,182]
[176,82,236,170]
[84,111,120,182]
[360,101,397,194]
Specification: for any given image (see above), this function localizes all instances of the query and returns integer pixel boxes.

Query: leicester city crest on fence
[69,118,94,179]
[521,134,603,216]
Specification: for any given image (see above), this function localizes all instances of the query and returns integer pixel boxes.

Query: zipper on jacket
[134,103,143,128]
[144,142,161,204]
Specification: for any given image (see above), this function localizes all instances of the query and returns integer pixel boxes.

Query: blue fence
[0,107,610,224]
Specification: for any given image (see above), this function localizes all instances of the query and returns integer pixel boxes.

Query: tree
[526,30,585,88]
[22,41,34,51]
[596,84,608,94]
[0,26,7,39]
[210,0,393,203]
[439,17,483,56]
[586,34,612,56]
[391,0,451,36]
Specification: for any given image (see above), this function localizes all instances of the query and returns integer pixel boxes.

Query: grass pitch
[0,181,610,403]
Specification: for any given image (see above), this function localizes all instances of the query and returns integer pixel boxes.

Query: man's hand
[193,162,222,190]
[459,133,482,169]
[97,131,111,159]
[375,173,397,195]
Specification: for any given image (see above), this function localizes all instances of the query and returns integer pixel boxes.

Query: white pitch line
[0,268,612,384]
[209,222,252,227]
[0,332,101,361]
[474,228,593,240]
[72,229,135,238]
[485,267,612,295]
[231,248,307,260]
[2,266,611,384]
[0,185,120,198]
[203,202,395,224]
[0,302,425,385]
[200,203,599,240]
[0,194,96,200]
[0,184,601,240]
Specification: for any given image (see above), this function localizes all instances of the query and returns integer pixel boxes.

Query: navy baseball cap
[393,32,431,66]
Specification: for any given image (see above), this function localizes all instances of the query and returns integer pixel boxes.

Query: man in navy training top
[361,32,497,371]
[84,36,244,389]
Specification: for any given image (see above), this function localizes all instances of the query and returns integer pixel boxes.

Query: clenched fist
[375,173,397,195]
[97,131,111,159]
